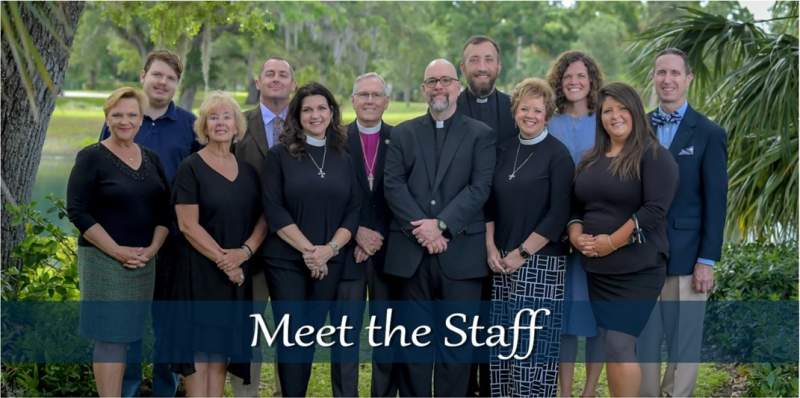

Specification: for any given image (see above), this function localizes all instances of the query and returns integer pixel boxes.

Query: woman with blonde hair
[67,87,170,396]
[171,91,267,396]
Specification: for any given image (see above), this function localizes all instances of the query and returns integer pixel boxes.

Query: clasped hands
[570,233,616,258]
[115,245,156,269]
[354,226,384,263]
[487,245,526,274]
[216,248,248,285]
[302,245,334,280]
[410,219,448,254]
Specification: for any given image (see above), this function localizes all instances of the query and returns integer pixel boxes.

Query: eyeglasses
[354,92,386,100]
[423,76,458,88]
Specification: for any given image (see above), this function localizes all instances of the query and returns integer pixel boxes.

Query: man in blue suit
[639,48,728,397]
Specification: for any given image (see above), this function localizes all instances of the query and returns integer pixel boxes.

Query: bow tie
[651,111,683,127]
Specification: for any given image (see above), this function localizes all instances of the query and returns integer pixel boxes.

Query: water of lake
[33,155,74,229]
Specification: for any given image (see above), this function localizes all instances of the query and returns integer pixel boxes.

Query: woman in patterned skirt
[485,78,574,397]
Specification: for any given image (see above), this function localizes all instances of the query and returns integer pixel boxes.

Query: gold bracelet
[607,235,619,251]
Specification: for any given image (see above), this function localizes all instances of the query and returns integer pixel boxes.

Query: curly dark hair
[546,50,604,114]
[281,82,347,158]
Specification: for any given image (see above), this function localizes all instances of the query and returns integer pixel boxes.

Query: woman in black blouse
[569,82,678,396]
[485,78,574,397]
[67,87,170,397]
[172,91,267,396]
[262,82,361,396]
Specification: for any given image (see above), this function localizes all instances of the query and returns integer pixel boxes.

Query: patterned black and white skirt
[490,253,566,398]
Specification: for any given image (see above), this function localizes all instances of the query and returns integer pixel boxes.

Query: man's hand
[354,245,370,263]
[692,263,714,293]
[356,226,384,255]
[424,236,449,254]
[410,218,442,246]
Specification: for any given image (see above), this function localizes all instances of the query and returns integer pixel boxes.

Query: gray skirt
[78,245,155,343]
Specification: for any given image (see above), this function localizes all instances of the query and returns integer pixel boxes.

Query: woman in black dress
[172,91,267,396]
[67,87,170,397]
[485,78,574,397]
[262,82,361,396]
[569,82,678,396]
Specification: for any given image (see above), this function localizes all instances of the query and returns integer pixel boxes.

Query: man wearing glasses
[384,59,496,396]
[331,72,397,397]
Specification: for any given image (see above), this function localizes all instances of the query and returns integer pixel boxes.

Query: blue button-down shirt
[656,101,714,268]
[260,103,288,149]
[100,101,198,182]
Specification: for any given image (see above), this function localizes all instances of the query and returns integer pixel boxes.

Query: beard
[468,74,497,98]
[429,96,450,113]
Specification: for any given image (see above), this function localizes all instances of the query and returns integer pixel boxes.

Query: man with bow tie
[639,48,728,398]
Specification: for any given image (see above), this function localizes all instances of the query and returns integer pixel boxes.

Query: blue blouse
[548,113,596,164]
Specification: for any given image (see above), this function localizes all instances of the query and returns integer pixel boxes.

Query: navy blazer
[456,89,517,146]
[383,112,496,280]
[341,121,393,280]
[650,105,728,275]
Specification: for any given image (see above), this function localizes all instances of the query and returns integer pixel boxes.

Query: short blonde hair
[194,91,247,145]
[103,87,147,117]
[510,78,556,120]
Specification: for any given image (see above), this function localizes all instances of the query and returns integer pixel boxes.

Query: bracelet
[328,241,340,256]
[606,235,618,251]
[566,219,584,227]
[241,244,253,259]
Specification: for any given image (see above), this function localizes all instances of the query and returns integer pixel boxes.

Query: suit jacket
[234,107,270,177]
[383,112,495,280]
[650,105,728,275]
[456,89,517,146]
[342,121,393,280]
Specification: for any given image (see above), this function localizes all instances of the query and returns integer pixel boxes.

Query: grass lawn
[45,94,427,156]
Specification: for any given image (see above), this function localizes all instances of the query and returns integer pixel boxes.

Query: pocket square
[679,146,694,156]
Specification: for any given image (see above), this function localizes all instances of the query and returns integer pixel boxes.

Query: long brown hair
[546,50,604,114]
[282,82,347,158]
[576,82,659,180]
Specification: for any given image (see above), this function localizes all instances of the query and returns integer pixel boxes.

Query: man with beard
[384,58,495,396]
[231,56,296,397]
[457,35,516,397]
[457,35,517,147]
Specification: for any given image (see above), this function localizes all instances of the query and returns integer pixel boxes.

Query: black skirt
[586,262,666,337]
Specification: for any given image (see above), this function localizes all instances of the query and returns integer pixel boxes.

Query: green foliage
[743,362,799,397]
[629,4,799,242]
[711,243,798,301]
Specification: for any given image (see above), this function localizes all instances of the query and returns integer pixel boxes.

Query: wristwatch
[328,241,340,256]
[518,244,532,259]
[437,219,448,232]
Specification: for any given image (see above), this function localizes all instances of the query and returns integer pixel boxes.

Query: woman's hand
[501,249,526,273]
[486,242,504,273]
[224,266,245,286]
[570,233,598,256]
[303,245,334,269]
[113,246,148,268]
[592,234,617,257]
[310,263,328,280]
[354,245,370,264]
[216,248,249,272]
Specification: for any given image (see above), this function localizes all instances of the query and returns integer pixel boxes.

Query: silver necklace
[307,145,327,178]
[508,142,535,181]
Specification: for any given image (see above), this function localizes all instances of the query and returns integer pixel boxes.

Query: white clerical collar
[304,134,327,147]
[357,120,382,134]
[435,120,444,128]
[473,88,495,104]
[519,128,548,146]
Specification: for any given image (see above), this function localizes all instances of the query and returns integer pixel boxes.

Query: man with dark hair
[456,35,517,146]
[457,35,516,397]
[639,47,728,397]
[99,49,198,398]
[384,58,495,397]
[231,56,297,397]
[330,72,397,397]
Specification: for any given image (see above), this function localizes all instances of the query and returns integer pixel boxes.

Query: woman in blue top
[546,50,605,397]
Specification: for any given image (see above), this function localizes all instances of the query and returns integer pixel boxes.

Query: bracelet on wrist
[606,235,618,251]
[241,244,253,259]
[328,241,340,256]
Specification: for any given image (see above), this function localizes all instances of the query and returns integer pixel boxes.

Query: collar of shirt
[657,100,689,119]
[260,102,288,126]
[655,101,689,148]
[519,127,548,146]
[144,101,178,122]
[357,120,382,134]
[428,112,454,130]
[304,134,326,147]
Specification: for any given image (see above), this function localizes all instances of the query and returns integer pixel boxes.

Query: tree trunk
[179,85,198,111]
[245,78,259,105]
[1,2,85,269]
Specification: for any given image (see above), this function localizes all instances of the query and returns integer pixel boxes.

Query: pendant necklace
[508,141,535,181]
[360,135,380,191]
[307,145,327,178]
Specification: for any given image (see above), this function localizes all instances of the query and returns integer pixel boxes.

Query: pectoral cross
[508,173,516,181]
[318,170,326,178]
[368,175,374,191]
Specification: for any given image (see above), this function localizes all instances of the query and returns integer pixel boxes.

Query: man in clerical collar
[231,55,297,398]
[457,35,517,146]
[384,58,495,397]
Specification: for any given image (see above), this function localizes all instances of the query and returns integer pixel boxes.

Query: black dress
[169,152,262,383]
[572,145,678,336]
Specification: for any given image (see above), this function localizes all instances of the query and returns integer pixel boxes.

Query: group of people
[67,34,727,398]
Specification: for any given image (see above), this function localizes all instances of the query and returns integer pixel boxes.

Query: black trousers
[396,256,483,397]
[331,258,400,397]
[265,261,343,397]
